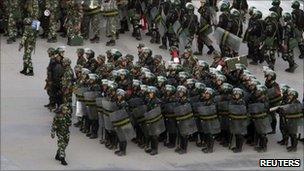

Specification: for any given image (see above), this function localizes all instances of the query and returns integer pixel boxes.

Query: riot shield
[197,104,220,134]
[174,103,197,136]
[101,98,118,112]
[213,27,242,52]
[229,104,248,135]
[248,103,267,114]
[83,91,99,120]
[144,107,166,136]
[158,20,167,37]
[128,97,145,108]
[110,109,136,141]
[248,103,271,134]
[150,7,158,20]
[173,20,181,35]
[131,105,147,121]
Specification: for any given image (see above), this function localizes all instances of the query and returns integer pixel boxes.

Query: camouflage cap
[77,48,85,54]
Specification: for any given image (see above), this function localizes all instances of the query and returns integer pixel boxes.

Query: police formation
[44,43,303,166]
[1,0,304,76]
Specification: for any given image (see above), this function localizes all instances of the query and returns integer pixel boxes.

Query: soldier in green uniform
[103,0,119,46]
[46,0,59,42]
[281,12,298,72]
[82,0,102,42]
[19,18,37,76]
[51,104,72,166]
[84,48,99,73]
[61,57,75,106]
[194,0,215,56]
[181,48,198,74]
[269,0,283,19]
[45,47,57,110]
[76,48,87,66]
[291,0,304,59]
[277,84,290,145]
[7,0,22,44]
[278,88,303,152]
[262,12,280,70]
[264,69,282,134]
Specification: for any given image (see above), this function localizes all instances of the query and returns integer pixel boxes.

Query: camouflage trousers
[22,44,34,71]
[263,47,276,69]
[56,132,70,158]
[82,13,102,38]
[48,14,58,39]
[282,48,295,68]
[8,14,18,39]
[105,16,118,39]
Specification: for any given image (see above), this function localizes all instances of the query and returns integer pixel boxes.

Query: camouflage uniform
[61,58,75,105]
[19,18,37,76]
[103,0,119,46]
[76,48,87,67]
[281,13,298,73]
[7,0,22,43]
[291,0,304,59]
[0,0,9,35]
[24,0,40,19]
[51,104,72,165]
[66,1,83,44]
[82,0,102,42]
[46,0,59,42]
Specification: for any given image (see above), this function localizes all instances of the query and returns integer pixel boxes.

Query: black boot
[117,141,127,156]
[287,134,298,152]
[26,69,34,76]
[232,135,244,153]
[90,36,100,43]
[47,37,57,43]
[20,66,27,75]
[298,45,304,59]
[285,63,298,73]
[257,135,267,153]
[106,39,116,46]
[177,136,187,154]
[60,157,68,166]
[203,134,214,153]
[55,152,60,160]
[7,37,16,44]
[159,37,167,49]
[166,133,176,148]
[90,120,99,139]
[277,135,288,145]
[150,137,158,155]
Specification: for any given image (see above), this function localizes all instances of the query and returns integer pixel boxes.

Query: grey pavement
[1,0,303,170]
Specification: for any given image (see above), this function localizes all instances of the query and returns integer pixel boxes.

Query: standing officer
[291,0,304,59]
[19,18,37,76]
[51,104,72,166]
[46,0,59,42]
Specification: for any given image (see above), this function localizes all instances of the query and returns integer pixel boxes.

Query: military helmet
[126,54,134,62]
[264,69,276,80]
[74,64,83,72]
[157,76,167,84]
[165,84,176,93]
[172,0,180,6]
[249,6,256,15]
[137,43,145,48]
[112,50,122,61]
[287,88,298,99]
[220,1,230,12]
[256,85,267,94]
[117,69,129,77]
[178,71,190,80]
[147,86,158,94]
[57,46,66,53]
[216,74,227,82]
[249,79,261,86]
[177,85,188,94]
[140,67,151,74]
[85,48,95,58]
[195,82,206,93]
[116,89,126,97]
[197,60,209,71]
[253,10,263,19]
[283,12,292,21]
[62,57,71,66]
[88,73,99,81]
[111,70,119,79]
[292,0,300,9]
[204,87,215,96]
[133,79,142,87]
[232,88,244,97]
[154,55,163,62]
[140,84,148,92]
[77,48,85,54]
[107,81,118,90]
[280,84,290,94]
[81,68,91,75]
[272,0,281,6]
[243,69,251,75]
[186,78,196,86]
[185,2,195,10]
[231,8,240,17]
[101,79,109,86]
[47,47,56,54]
[142,47,152,56]
[220,83,233,93]
[23,18,32,25]
[235,63,247,71]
